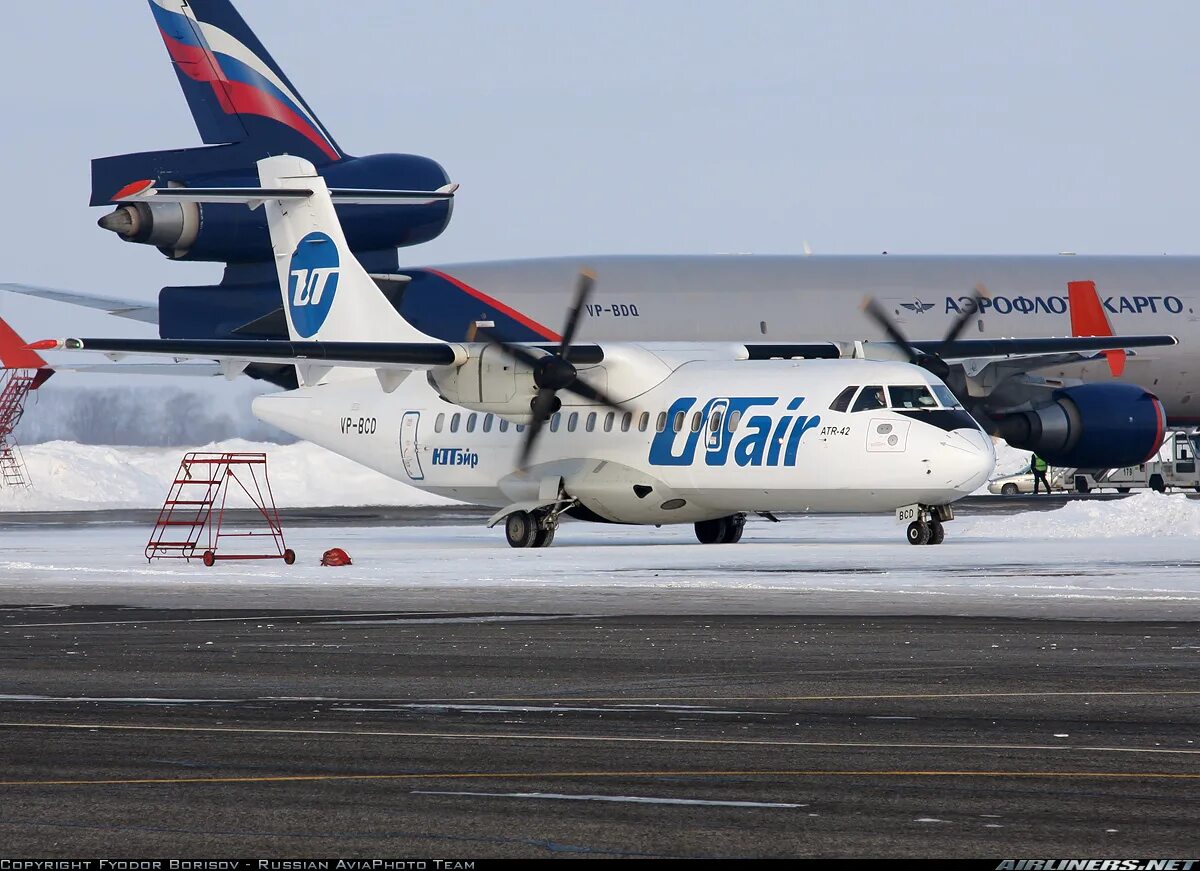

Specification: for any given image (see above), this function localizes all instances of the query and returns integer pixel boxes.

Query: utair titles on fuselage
[46,155,997,548]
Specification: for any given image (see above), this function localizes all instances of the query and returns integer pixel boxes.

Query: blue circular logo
[287,231,340,338]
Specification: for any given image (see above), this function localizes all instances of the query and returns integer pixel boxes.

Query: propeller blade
[862,297,921,362]
[558,269,596,353]
[940,282,989,351]
[517,388,558,468]
[564,377,625,412]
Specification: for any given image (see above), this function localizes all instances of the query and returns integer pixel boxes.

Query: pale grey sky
[3,0,1200,336]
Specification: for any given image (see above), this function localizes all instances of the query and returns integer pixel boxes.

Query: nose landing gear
[905,505,952,546]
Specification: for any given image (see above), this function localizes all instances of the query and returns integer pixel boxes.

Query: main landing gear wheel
[505,511,539,548]
[906,521,931,546]
[695,514,746,544]
[532,524,556,548]
[505,510,558,548]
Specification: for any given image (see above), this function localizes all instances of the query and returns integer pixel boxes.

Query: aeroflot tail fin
[257,156,438,346]
[1067,280,1126,377]
[147,0,343,163]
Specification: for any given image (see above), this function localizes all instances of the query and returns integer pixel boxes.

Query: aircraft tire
[1150,475,1166,493]
[906,521,931,546]
[720,514,746,544]
[694,518,726,544]
[533,524,556,548]
[505,511,539,548]
[927,519,945,545]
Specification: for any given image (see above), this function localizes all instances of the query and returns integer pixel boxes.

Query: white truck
[1073,431,1200,493]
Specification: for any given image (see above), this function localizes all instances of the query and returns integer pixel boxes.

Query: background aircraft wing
[0,283,159,324]
[912,335,1178,358]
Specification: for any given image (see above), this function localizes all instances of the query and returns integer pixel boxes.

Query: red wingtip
[25,340,58,351]
[0,316,47,369]
[1067,279,1126,377]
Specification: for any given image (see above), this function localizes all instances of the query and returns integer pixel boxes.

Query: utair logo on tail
[649,397,821,467]
[287,231,340,337]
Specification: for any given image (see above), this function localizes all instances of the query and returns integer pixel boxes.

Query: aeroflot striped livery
[34,158,1178,548]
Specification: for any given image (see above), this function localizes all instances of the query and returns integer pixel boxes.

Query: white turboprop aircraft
[29,157,1173,547]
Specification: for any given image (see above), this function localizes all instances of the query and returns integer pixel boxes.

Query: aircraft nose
[946,427,996,493]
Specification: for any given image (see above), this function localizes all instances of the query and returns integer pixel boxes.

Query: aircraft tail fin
[1067,280,1126,377]
[256,157,438,346]
[147,0,343,164]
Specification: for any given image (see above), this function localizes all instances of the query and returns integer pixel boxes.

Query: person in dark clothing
[1031,453,1051,494]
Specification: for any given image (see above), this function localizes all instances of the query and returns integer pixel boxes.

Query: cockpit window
[830,386,858,413]
[851,385,887,412]
[931,384,961,408]
[889,385,937,409]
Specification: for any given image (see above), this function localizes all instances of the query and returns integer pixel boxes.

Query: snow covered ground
[1,492,1197,620]
[0,440,454,511]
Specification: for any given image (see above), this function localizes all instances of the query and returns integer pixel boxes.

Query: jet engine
[995,383,1166,468]
[93,152,452,262]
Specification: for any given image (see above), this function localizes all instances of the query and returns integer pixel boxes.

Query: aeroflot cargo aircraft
[31,158,1180,548]
[1,0,1189,476]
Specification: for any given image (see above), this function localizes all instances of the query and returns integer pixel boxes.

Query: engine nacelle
[429,346,538,423]
[995,383,1166,468]
[93,151,452,262]
[429,348,625,424]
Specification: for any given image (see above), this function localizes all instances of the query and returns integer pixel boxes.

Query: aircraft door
[400,411,424,480]
[704,398,730,458]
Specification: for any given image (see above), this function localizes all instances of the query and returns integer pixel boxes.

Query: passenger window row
[431,407,753,435]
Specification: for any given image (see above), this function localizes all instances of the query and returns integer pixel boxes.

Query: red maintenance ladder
[0,369,45,489]
[146,451,296,566]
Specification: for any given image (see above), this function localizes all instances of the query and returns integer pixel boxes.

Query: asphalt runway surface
[1,607,1198,858]
[0,496,1197,857]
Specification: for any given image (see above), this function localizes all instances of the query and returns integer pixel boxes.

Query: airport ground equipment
[146,451,294,566]
[1073,431,1200,493]
[0,369,44,488]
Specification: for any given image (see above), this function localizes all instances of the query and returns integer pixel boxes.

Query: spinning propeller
[863,283,988,383]
[483,269,627,468]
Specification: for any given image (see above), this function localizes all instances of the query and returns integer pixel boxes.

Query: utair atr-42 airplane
[28,157,1177,548]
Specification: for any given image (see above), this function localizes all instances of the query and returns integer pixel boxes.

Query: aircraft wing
[34,337,469,368]
[0,283,159,324]
[911,335,1178,358]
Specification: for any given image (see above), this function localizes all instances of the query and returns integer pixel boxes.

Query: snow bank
[967,490,1200,539]
[0,440,456,511]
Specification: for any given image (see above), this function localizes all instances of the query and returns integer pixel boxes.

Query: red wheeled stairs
[146,451,295,566]
[0,368,46,489]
